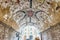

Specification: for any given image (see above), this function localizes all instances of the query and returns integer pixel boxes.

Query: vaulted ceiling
[0,0,60,32]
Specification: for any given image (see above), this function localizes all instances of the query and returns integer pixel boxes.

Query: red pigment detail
[5,1,8,3]
[17,0,20,4]
[28,11,33,17]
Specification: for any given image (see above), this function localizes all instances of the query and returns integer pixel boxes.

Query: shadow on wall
[41,23,60,40]
[0,21,18,40]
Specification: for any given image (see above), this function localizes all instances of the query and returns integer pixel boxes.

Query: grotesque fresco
[0,0,60,40]
[10,0,50,40]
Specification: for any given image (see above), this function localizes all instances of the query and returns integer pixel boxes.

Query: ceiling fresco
[10,0,50,32]
[9,0,60,32]
[0,0,60,31]
[0,0,60,40]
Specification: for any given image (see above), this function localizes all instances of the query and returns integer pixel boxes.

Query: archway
[18,23,41,40]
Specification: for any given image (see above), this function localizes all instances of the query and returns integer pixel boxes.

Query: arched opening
[18,23,41,40]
